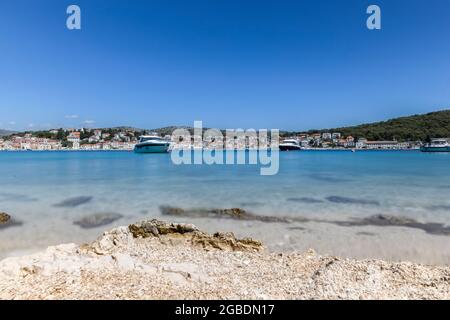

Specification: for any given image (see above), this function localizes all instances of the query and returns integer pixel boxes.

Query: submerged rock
[160,206,291,223]
[239,202,264,207]
[210,208,249,219]
[307,174,351,183]
[332,214,450,236]
[74,212,123,229]
[0,212,23,230]
[326,196,380,206]
[54,196,93,208]
[287,197,324,204]
[0,192,37,203]
[428,205,450,211]
[129,219,263,252]
[362,215,417,226]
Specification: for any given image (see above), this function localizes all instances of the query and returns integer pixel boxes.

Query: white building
[322,132,332,140]
[88,135,100,143]
[67,132,81,150]
[365,141,399,149]
[93,130,102,137]
[332,133,341,139]
[300,140,310,148]
[356,138,368,149]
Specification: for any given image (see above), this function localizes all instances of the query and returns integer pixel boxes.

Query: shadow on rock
[74,212,123,229]
[54,196,93,208]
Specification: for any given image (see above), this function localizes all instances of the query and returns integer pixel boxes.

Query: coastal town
[0,128,137,151]
[0,127,425,151]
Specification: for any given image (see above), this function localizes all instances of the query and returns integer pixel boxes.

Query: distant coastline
[1,110,449,151]
[0,147,421,152]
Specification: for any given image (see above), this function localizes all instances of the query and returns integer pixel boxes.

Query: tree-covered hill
[307,110,450,141]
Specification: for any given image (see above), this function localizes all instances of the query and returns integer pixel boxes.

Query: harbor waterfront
[0,150,449,264]
[0,126,435,151]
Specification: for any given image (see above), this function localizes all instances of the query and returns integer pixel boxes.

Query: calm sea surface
[1,150,449,260]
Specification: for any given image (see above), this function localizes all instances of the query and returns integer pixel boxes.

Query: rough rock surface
[0,212,22,230]
[0,219,449,300]
[0,212,10,224]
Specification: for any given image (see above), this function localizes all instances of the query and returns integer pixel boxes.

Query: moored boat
[279,139,302,151]
[134,135,170,153]
[420,139,450,152]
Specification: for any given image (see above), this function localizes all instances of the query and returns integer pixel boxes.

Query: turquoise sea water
[0,150,449,260]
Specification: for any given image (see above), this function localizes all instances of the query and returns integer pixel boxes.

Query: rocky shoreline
[0,219,449,300]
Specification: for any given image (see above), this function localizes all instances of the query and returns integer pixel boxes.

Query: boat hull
[134,143,170,153]
[420,146,450,152]
[279,145,302,151]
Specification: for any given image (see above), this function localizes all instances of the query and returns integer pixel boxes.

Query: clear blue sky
[0,0,449,131]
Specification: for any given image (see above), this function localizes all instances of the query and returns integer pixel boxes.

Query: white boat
[420,139,450,152]
[134,135,170,153]
[279,139,302,151]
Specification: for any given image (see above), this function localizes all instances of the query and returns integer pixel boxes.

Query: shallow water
[1,150,449,263]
